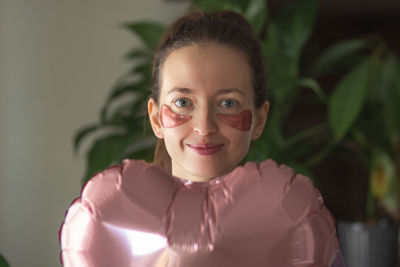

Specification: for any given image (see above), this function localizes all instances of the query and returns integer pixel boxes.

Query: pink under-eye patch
[160,104,252,131]
[217,110,252,131]
[160,104,192,128]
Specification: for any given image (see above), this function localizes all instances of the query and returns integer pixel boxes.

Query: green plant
[313,37,400,221]
[74,0,400,221]
[75,0,324,183]
[73,21,165,181]
[0,253,10,267]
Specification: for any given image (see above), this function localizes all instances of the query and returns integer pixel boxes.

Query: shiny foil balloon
[60,159,343,267]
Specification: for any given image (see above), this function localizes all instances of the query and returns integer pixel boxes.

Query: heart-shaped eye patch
[60,159,340,267]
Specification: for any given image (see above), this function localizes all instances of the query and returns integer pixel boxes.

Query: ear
[148,98,164,139]
[251,100,270,140]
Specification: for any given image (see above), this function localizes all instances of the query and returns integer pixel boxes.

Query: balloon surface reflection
[60,159,341,267]
[104,223,168,256]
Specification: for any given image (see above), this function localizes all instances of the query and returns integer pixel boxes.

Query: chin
[188,164,234,181]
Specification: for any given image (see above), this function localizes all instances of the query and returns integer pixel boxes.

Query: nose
[193,108,218,136]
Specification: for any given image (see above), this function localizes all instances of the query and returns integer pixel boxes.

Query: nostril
[193,127,207,135]
[193,112,218,135]
[193,122,218,135]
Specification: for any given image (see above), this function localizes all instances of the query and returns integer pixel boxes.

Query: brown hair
[151,10,266,171]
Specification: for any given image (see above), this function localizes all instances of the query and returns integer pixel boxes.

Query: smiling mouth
[187,143,224,156]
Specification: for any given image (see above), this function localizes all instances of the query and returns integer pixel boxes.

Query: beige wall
[0,0,190,266]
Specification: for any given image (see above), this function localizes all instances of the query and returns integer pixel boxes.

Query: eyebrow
[167,87,193,95]
[217,88,245,96]
[167,87,245,96]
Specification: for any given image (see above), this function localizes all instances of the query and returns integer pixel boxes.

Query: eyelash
[172,97,240,109]
[173,97,193,108]
[219,98,238,109]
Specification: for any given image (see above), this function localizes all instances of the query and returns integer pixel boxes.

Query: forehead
[160,44,253,98]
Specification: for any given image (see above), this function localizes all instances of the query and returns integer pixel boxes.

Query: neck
[172,163,215,183]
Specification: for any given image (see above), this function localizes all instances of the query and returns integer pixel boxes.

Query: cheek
[163,131,181,151]
[225,130,253,160]
[217,110,252,131]
[160,104,192,128]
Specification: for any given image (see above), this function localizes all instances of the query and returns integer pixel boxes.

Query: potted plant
[73,0,400,265]
[74,0,324,184]
[313,36,400,266]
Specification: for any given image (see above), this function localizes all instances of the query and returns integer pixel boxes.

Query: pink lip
[187,143,224,156]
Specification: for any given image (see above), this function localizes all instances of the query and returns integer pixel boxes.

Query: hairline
[156,41,254,104]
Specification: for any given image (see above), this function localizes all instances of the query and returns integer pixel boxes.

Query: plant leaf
[268,76,299,124]
[235,0,253,11]
[275,0,319,62]
[263,23,299,121]
[192,0,243,13]
[354,117,391,152]
[303,140,336,167]
[328,58,370,139]
[0,253,10,267]
[369,149,398,220]
[121,138,157,162]
[370,150,395,200]
[380,54,400,148]
[284,123,329,150]
[311,39,369,76]
[83,133,142,184]
[123,22,165,51]
[131,61,152,80]
[73,124,99,153]
[110,80,148,102]
[246,114,286,163]
[263,23,298,84]
[298,77,326,102]
[124,48,152,61]
[245,0,268,34]
[286,162,318,186]
[349,127,369,149]
[101,80,148,121]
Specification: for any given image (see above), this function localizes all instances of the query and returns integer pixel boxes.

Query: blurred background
[0,0,399,266]
[0,0,189,266]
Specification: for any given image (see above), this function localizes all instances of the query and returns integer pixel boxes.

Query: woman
[148,10,269,182]
[60,10,345,267]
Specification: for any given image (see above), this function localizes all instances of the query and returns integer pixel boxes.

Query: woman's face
[148,44,269,182]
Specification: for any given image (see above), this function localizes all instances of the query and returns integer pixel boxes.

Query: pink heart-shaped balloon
[60,159,340,266]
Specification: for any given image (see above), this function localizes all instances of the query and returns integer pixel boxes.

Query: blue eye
[220,99,237,108]
[174,98,192,107]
